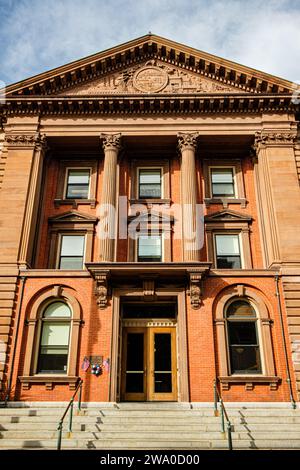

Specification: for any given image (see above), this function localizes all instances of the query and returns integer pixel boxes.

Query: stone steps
[2,422,300,432]
[0,404,300,449]
[2,429,300,440]
[1,438,300,450]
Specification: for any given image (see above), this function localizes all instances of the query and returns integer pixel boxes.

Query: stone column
[177,132,200,261]
[99,133,122,261]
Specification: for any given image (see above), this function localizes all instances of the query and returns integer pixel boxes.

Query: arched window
[226,299,262,374]
[37,301,71,374]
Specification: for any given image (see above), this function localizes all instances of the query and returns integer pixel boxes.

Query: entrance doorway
[121,326,177,401]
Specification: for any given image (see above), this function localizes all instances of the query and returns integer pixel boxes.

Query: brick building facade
[0,35,300,406]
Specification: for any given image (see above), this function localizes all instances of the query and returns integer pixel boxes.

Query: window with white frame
[226,299,262,374]
[137,234,162,261]
[58,235,85,269]
[210,168,235,198]
[138,169,162,199]
[65,169,90,199]
[37,302,71,374]
[215,234,242,269]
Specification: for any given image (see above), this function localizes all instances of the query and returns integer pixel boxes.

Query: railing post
[220,399,225,434]
[57,420,63,451]
[78,381,82,411]
[227,420,233,451]
[68,399,74,433]
[56,379,82,450]
[213,379,218,416]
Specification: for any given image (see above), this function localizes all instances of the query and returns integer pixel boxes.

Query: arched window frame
[34,300,72,375]
[224,297,262,376]
[19,286,81,390]
[214,285,279,391]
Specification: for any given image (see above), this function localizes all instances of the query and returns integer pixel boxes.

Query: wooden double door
[121,326,177,401]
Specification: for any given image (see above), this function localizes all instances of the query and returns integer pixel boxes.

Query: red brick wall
[5,274,295,403]
[35,154,263,267]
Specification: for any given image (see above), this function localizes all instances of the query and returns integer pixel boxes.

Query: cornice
[0,94,297,117]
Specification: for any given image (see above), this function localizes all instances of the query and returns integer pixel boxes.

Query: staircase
[0,403,300,450]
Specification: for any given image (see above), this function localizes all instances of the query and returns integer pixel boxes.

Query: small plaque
[89,355,103,365]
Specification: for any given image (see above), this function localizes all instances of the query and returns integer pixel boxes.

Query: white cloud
[0,0,299,84]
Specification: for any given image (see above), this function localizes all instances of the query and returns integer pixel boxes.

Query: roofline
[2,33,296,95]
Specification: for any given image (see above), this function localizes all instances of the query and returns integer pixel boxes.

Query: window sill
[130,198,171,207]
[19,375,80,391]
[219,375,281,391]
[204,197,247,209]
[54,198,96,209]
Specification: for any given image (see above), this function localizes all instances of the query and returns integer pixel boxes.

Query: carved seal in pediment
[133,65,169,93]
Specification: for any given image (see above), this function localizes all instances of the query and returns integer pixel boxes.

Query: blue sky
[0,0,299,86]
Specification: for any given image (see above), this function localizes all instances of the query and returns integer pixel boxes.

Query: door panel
[121,326,177,401]
[121,328,147,401]
[149,328,177,401]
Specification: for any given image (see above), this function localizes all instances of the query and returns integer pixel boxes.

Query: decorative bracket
[187,268,210,309]
[94,270,110,309]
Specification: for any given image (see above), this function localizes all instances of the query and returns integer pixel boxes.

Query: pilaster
[253,124,299,267]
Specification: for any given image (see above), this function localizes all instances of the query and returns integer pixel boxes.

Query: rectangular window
[215,234,241,269]
[66,169,90,199]
[138,235,162,262]
[211,168,235,197]
[59,235,85,269]
[138,169,162,199]
[37,322,70,374]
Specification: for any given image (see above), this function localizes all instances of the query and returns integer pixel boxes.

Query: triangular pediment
[2,34,295,98]
[205,209,252,222]
[49,210,98,224]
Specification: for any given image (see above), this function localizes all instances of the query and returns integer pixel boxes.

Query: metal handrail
[57,379,83,450]
[213,379,233,450]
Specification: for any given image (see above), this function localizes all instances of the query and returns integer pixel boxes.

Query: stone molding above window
[129,159,171,206]
[214,285,280,391]
[48,210,98,269]
[205,209,252,269]
[19,286,82,391]
[203,158,247,208]
[54,159,98,208]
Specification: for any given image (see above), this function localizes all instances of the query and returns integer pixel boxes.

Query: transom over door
[121,327,177,401]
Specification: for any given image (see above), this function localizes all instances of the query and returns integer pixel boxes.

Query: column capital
[4,132,48,151]
[101,133,122,152]
[253,129,297,153]
[177,132,199,152]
